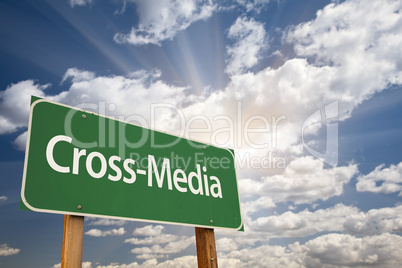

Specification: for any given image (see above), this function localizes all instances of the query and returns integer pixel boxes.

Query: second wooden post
[195,227,218,268]
[61,215,85,268]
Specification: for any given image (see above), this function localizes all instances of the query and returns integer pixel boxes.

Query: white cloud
[163,57,339,156]
[98,232,402,268]
[240,157,358,205]
[130,236,194,255]
[300,233,402,267]
[125,234,178,245]
[114,0,216,46]
[0,69,188,149]
[216,237,238,252]
[53,202,402,267]
[344,205,402,236]
[69,0,92,8]
[249,203,358,237]
[85,227,125,237]
[0,244,20,256]
[249,204,402,238]
[241,196,276,224]
[132,225,165,236]
[87,218,126,226]
[227,204,402,253]
[0,80,47,134]
[125,225,194,260]
[222,244,302,267]
[136,254,167,260]
[53,261,92,268]
[235,0,270,13]
[61,68,96,83]
[50,68,187,121]
[74,232,402,267]
[226,17,267,75]
[286,0,402,115]
[356,162,402,195]
[13,131,28,151]
[0,196,7,202]
[148,256,197,268]
[0,116,16,135]
[96,256,197,268]
[221,233,402,268]
[84,263,94,268]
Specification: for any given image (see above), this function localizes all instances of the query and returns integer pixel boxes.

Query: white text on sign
[45,135,223,198]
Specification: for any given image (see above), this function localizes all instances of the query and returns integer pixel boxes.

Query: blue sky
[1,0,402,267]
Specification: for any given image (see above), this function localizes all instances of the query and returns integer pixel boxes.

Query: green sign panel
[21,98,242,230]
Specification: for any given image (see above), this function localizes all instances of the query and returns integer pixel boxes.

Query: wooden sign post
[61,215,85,268]
[195,227,218,268]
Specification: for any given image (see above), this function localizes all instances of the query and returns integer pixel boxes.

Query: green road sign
[21,98,243,230]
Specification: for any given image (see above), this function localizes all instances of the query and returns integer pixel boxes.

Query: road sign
[21,97,242,230]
